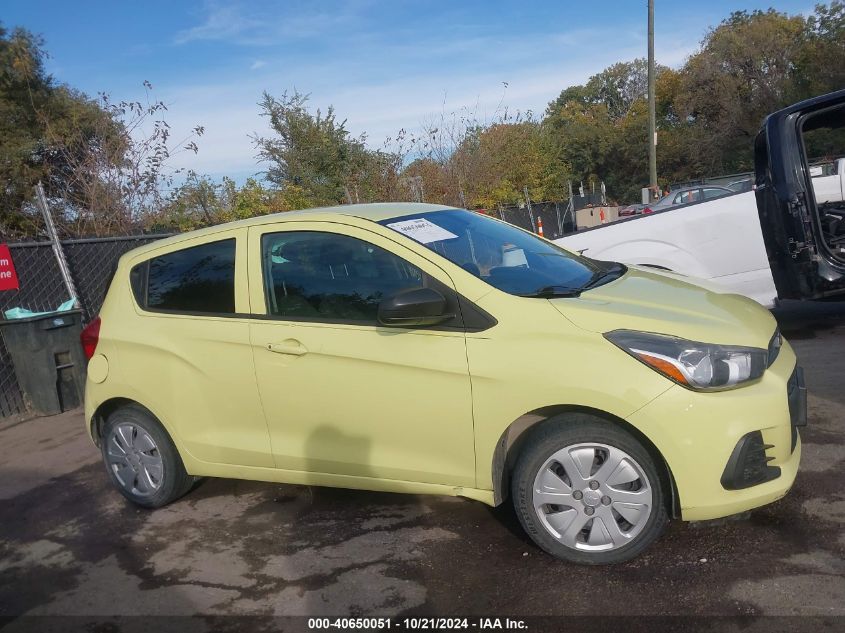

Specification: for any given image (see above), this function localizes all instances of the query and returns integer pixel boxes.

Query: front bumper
[626,341,803,522]
[720,366,806,490]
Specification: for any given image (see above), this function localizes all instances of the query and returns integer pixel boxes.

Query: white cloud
[174,1,368,46]
[250,60,267,70]
[175,4,260,45]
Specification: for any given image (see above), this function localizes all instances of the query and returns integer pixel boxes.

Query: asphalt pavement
[0,300,843,627]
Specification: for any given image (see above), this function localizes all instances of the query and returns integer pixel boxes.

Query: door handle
[267,341,308,356]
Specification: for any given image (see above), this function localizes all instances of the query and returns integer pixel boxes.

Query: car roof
[654,184,734,207]
[126,202,460,258]
[672,185,731,193]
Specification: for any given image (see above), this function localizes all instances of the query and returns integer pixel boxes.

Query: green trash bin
[0,309,87,416]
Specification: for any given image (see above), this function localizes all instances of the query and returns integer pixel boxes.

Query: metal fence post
[34,183,80,309]
[523,186,536,233]
[555,202,563,236]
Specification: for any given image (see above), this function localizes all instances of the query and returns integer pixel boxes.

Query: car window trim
[124,306,495,332]
[130,229,497,332]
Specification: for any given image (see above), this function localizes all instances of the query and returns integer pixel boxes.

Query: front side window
[144,239,236,314]
[262,231,424,322]
[379,210,610,297]
[676,190,701,204]
[703,188,727,200]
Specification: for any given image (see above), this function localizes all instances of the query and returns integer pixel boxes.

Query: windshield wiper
[581,262,627,290]
[518,285,583,298]
[520,263,628,299]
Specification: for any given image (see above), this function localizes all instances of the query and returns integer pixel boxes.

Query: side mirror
[377,287,453,327]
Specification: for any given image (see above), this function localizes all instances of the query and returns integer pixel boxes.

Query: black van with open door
[755,88,845,301]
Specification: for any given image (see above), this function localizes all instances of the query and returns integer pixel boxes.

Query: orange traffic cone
[537,217,545,237]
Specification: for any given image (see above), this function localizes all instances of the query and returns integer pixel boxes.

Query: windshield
[379,209,612,296]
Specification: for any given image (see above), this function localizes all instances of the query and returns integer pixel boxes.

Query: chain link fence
[496,201,576,240]
[0,234,172,420]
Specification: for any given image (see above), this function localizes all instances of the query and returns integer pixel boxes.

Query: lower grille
[720,431,781,490]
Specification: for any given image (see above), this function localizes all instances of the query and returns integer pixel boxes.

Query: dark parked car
[727,178,754,193]
[644,186,734,213]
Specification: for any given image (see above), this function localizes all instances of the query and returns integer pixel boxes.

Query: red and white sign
[0,244,20,291]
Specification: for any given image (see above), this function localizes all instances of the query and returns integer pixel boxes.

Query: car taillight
[643,207,653,214]
[80,316,101,360]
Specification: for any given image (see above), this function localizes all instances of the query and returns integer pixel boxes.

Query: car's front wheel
[511,414,669,564]
[101,404,194,508]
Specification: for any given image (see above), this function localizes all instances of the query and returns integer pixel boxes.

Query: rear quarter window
[132,239,236,314]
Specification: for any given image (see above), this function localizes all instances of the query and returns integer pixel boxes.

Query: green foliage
[252,89,407,208]
[674,9,807,173]
[0,25,118,235]
[545,3,845,202]
[0,24,204,238]
[796,1,845,99]
[150,173,317,232]
[457,121,569,208]
[548,59,657,122]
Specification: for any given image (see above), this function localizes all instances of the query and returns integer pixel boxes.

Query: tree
[676,9,807,173]
[455,120,567,208]
[0,25,119,236]
[545,99,618,198]
[545,60,670,202]
[796,1,845,99]
[150,174,316,232]
[41,85,205,236]
[254,90,370,206]
[584,59,651,121]
[0,24,204,238]
[547,59,658,122]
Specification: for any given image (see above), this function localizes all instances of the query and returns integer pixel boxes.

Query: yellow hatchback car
[82,203,806,564]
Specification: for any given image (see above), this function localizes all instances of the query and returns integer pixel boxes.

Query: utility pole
[647,0,658,193]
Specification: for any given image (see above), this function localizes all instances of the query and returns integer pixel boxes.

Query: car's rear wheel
[511,414,669,564]
[101,405,194,508]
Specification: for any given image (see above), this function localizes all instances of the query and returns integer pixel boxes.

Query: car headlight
[604,330,768,391]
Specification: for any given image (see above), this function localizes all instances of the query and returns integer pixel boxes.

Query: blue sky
[3,0,815,182]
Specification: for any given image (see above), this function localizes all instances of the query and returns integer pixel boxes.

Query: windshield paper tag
[387,218,458,244]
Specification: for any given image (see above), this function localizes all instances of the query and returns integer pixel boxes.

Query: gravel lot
[0,300,843,625]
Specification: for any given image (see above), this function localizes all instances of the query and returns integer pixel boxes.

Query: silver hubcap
[532,442,653,552]
[106,423,163,497]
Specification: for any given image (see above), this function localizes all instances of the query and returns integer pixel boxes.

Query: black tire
[100,404,194,508]
[511,414,669,565]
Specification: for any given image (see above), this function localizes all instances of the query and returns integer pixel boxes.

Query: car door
[755,88,845,300]
[246,221,476,487]
[124,231,274,468]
